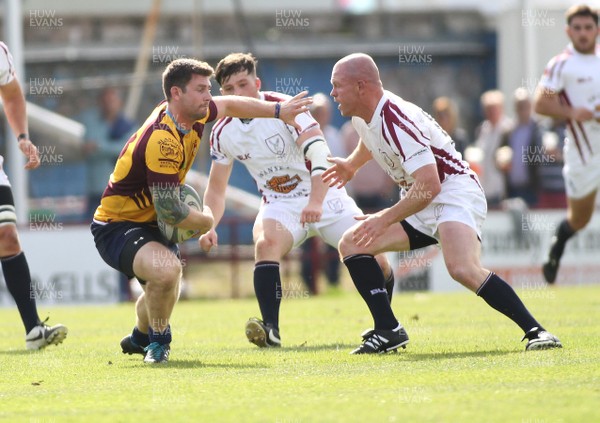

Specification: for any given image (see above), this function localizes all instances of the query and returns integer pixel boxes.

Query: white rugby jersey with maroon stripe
[0,42,17,183]
[0,42,16,86]
[539,43,600,165]
[352,90,478,190]
[210,91,321,203]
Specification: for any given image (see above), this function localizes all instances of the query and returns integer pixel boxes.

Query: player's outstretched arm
[212,91,312,131]
[199,162,233,252]
[0,78,40,170]
[150,183,213,234]
[534,87,593,122]
[322,139,372,188]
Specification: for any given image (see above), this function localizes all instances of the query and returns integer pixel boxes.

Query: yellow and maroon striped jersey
[93,100,217,223]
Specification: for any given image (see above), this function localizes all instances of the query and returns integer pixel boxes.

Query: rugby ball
[157,184,203,243]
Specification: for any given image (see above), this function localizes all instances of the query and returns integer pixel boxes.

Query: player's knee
[255,236,279,256]
[337,231,355,256]
[149,260,182,288]
[446,262,474,285]
[0,225,22,256]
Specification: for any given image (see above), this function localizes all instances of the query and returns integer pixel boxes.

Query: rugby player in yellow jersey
[91,58,311,363]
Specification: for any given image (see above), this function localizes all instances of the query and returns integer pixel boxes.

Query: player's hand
[199,228,218,253]
[18,138,40,170]
[322,157,355,188]
[352,213,389,248]
[569,107,594,122]
[300,202,323,225]
[279,91,313,131]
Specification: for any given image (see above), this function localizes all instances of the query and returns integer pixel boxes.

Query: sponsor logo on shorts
[326,198,345,214]
[433,204,444,220]
[124,227,142,236]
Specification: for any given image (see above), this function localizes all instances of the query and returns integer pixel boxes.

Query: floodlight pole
[4,0,27,224]
[124,0,161,121]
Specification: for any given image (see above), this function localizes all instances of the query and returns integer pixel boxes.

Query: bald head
[330,53,384,121]
[333,53,381,86]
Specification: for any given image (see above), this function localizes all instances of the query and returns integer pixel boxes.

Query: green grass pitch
[0,284,598,422]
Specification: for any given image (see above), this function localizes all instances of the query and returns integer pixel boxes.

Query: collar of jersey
[165,107,191,134]
[364,91,388,127]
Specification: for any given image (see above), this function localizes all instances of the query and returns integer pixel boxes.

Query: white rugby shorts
[0,156,11,187]
[563,141,600,199]
[404,174,487,241]
[256,189,364,249]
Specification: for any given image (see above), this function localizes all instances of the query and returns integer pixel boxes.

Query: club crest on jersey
[266,174,302,194]
[265,134,286,156]
[158,137,182,162]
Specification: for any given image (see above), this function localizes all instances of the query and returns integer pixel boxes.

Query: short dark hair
[566,4,598,26]
[214,53,257,87]
[162,58,214,101]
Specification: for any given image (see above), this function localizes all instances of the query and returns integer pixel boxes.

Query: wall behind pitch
[0,226,120,306]
[394,210,600,292]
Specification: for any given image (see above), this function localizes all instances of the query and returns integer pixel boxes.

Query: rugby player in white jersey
[0,42,67,350]
[534,4,600,284]
[200,53,395,349]
[323,53,561,353]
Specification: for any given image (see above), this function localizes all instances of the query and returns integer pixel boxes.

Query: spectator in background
[473,90,513,208]
[496,88,542,207]
[432,96,469,157]
[300,93,343,293]
[79,87,136,220]
[341,120,397,213]
[79,87,136,302]
[537,121,567,208]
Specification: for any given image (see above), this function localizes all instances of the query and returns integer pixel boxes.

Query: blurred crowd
[439,88,567,211]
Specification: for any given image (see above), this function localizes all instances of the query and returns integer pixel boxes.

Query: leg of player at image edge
[2,252,68,350]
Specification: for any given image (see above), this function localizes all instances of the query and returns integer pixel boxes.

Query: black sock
[132,326,150,347]
[384,271,395,304]
[254,261,282,330]
[343,254,399,330]
[2,252,41,333]
[549,219,576,261]
[477,273,544,333]
[148,324,171,345]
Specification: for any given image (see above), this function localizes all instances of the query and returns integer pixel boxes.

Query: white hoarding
[0,225,120,306]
